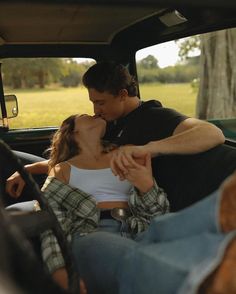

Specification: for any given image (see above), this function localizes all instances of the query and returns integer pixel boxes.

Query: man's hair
[82,61,138,96]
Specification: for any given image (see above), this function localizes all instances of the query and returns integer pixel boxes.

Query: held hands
[111,146,154,193]
[110,145,149,177]
[5,171,25,198]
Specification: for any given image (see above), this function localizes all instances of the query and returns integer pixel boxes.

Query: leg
[136,189,220,243]
[138,172,236,243]
[72,232,136,294]
[120,233,236,294]
[73,230,236,294]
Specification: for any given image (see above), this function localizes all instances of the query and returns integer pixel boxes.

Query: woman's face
[73,114,107,138]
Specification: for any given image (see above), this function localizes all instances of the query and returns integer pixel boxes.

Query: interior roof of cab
[0,0,236,60]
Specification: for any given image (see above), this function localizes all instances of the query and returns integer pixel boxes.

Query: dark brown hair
[82,61,138,96]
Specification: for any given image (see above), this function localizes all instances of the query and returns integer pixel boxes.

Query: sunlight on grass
[139,83,197,117]
[6,83,197,129]
[8,87,94,128]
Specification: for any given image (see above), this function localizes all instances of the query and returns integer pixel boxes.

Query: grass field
[6,83,197,129]
[140,83,197,116]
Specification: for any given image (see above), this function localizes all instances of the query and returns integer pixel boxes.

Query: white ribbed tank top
[68,163,131,203]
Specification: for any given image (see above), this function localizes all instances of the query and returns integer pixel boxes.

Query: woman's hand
[6,171,25,198]
[110,145,149,180]
[119,152,154,194]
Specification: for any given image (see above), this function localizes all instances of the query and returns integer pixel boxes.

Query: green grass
[140,83,197,117]
[6,83,197,129]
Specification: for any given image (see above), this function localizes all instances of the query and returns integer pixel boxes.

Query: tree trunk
[38,71,45,88]
[196,28,236,119]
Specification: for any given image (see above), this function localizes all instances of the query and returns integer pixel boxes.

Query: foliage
[176,36,201,60]
[1,58,95,89]
[1,53,198,89]
[60,59,95,87]
[190,78,200,93]
[2,58,63,88]
[138,55,159,69]
[137,60,199,84]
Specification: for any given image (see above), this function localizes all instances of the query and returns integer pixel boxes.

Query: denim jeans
[72,189,236,294]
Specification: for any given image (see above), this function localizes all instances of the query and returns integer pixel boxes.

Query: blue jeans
[72,190,236,294]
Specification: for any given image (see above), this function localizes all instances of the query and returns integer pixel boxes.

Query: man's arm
[146,118,225,156]
[111,118,225,176]
[6,160,49,197]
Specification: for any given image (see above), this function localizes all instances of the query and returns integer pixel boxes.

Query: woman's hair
[82,61,138,96]
[48,115,79,171]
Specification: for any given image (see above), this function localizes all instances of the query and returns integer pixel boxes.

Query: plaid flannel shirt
[41,176,169,273]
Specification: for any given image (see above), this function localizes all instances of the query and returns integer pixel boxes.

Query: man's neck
[122,96,141,118]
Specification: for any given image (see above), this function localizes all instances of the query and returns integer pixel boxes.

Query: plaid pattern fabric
[127,179,170,234]
[40,177,99,273]
[40,176,169,273]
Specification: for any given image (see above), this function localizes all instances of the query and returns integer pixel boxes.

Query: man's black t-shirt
[104,100,236,211]
[104,100,187,145]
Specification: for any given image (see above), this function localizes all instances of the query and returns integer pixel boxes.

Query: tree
[29,58,63,88]
[196,29,236,119]
[177,29,236,119]
[60,59,81,87]
[2,59,32,88]
[177,36,200,61]
[60,59,95,87]
[139,55,159,69]
[2,58,64,89]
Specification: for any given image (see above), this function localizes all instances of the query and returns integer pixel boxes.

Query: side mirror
[0,94,18,119]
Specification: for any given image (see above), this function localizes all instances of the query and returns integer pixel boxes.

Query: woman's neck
[69,143,111,169]
[79,141,105,161]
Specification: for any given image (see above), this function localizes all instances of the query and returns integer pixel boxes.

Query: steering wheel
[0,139,79,293]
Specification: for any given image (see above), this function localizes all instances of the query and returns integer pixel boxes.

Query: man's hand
[124,153,154,194]
[110,145,149,179]
[6,171,25,198]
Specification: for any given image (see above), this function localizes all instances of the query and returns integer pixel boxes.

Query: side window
[136,28,236,125]
[1,58,95,129]
[136,39,199,118]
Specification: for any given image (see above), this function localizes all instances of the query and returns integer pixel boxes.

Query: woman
[40,113,169,289]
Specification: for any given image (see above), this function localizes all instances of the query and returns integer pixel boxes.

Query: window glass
[136,28,236,123]
[1,58,95,129]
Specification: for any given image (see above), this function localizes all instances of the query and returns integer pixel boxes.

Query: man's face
[88,88,125,122]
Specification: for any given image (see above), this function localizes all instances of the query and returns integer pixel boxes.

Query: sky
[136,40,180,68]
[76,40,181,68]
[76,39,199,68]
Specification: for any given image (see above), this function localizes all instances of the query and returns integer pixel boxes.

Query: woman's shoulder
[49,161,71,184]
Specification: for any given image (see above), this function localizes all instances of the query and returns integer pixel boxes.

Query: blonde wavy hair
[48,115,79,171]
[47,114,116,171]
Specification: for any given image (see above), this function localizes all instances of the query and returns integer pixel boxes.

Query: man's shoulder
[130,99,163,119]
[140,99,163,109]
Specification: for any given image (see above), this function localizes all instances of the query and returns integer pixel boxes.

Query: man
[6,62,235,211]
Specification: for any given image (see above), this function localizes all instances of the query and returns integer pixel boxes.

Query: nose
[93,104,101,116]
